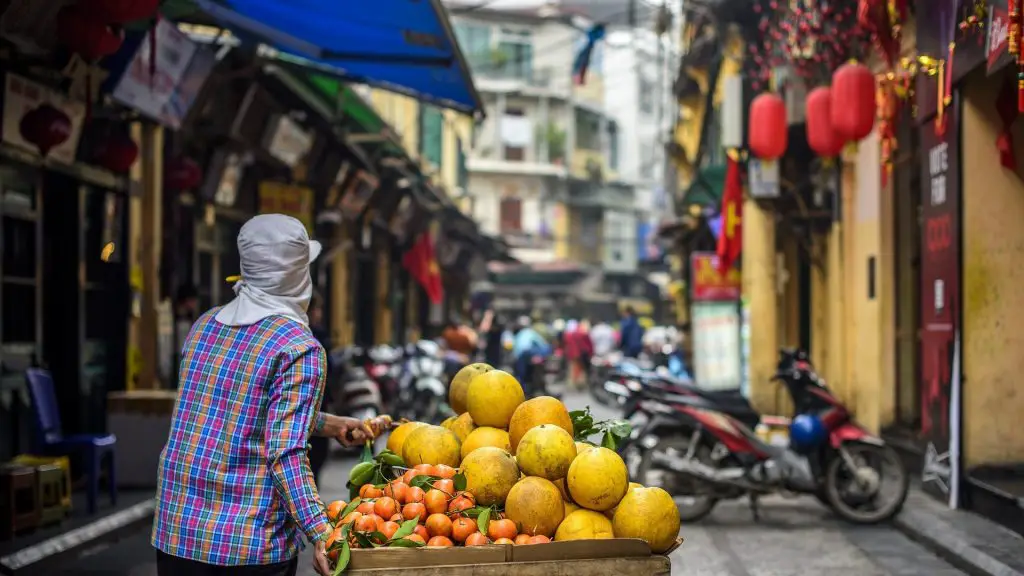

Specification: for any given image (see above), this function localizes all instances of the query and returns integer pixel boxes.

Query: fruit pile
[324,364,681,573]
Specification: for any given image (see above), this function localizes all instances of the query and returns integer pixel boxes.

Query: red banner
[691,252,741,302]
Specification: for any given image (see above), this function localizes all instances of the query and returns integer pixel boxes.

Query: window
[453,23,491,70]
[639,78,655,114]
[501,107,527,161]
[499,196,522,232]
[419,105,444,168]
[575,109,601,151]
[496,28,532,81]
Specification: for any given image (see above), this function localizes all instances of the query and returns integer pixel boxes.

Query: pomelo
[508,396,574,452]
[612,487,680,553]
[449,363,493,415]
[460,446,520,506]
[466,370,525,429]
[402,425,461,468]
[461,426,511,460]
[515,424,576,480]
[566,447,628,511]
[504,477,564,537]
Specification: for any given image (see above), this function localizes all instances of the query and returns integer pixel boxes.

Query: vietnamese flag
[716,156,743,275]
[403,232,444,304]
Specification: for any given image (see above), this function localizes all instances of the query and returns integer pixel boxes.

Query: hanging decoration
[831,61,877,142]
[572,24,606,86]
[748,92,788,160]
[165,156,203,191]
[19,104,72,157]
[746,0,871,91]
[857,0,908,70]
[93,0,161,23]
[805,87,844,158]
[55,5,124,62]
[94,131,139,173]
[1010,0,1024,111]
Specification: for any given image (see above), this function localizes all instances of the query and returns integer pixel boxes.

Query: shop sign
[690,252,741,302]
[918,92,963,509]
[258,181,314,235]
[748,159,780,199]
[339,169,379,220]
[1,73,86,165]
[987,1,1013,74]
[264,114,313,168]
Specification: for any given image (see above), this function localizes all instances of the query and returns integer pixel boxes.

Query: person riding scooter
[511,316,548,389]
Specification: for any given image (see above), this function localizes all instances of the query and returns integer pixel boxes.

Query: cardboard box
[347,537,681,575]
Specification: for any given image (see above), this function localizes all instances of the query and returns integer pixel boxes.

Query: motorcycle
[366,344,403,411]
[400,340,452,423]
[622,349,908,525]
[330,347,384,453]
[589,351,623,405]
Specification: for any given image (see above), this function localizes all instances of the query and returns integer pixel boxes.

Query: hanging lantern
[56,5,124,61]
[831,62,877,142]
[805,87,844,158]
[93,0,161,24]
[166,156,203,190]
[19,104,72,157]
[94,131,139,173]
[748,92,788,160]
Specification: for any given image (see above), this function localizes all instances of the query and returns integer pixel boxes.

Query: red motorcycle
[624,349,908,524]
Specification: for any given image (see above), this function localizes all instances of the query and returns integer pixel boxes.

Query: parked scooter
[329,347,384,452]
[400,340,452,423]
[619,349,909,524]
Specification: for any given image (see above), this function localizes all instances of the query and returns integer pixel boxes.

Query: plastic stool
[35,463,66,525]
[0,464,39,540]
[13,455,71,512]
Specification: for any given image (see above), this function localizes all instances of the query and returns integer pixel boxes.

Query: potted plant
[539,123,566,164]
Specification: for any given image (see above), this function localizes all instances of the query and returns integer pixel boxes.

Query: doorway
[892,113,923,437]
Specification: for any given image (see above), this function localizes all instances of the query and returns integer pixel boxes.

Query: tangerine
[465,532,489,546]
[487,518,518,541]
[340,510,362,525]
[432,478,455,495]
[354,514,379,533]
[427,536,454,547]
[406,533,426,544]
[413,463,438,477]
[425,513,453,538]
[402,469,417,484]
[424,489,449,515]
[402,502,427,523]
[413,524,429,540]
[493,537,515,545]
[381,521,400,539]
[326,500,348,523]
[389,513,403,523]
[356,501,375,515]
[373,497,398,519]
[451,517,477,542]
[359,484,383,499]
[528,535,550,544]
[435,464,457,479]
[514,534,531,544]
[405,486,426,503]
[448,493,475,515]
[326,527,344,561]
[383,481,409,503]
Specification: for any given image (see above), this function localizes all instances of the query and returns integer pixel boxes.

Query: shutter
[500,197,522,232]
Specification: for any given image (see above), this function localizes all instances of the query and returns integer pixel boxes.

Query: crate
[346,537,680,575]
[12,455,71,512]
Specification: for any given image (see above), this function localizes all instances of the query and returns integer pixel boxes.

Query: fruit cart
[344,538,680,575]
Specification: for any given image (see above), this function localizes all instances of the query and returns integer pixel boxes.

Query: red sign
[987,3,1012,73]
[925,214,953,253]
[691,252,741,301]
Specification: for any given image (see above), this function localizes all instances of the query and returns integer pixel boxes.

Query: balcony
[570,149,614,182]
[472,67,570,98]
[572,73,605,108]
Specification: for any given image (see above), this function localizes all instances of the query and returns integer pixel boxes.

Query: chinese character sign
[691,252,742,302]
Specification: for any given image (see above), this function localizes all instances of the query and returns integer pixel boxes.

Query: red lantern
[95,132,139,173]
[56,5,124,61]
[805,87,845,158]
[166,156,203,190]
[748,92,788,160]
[93,0,161,24]
[19,104,72,157]
[831,62,877,142]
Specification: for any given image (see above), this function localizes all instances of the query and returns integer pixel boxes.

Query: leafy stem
[570,406,632,450]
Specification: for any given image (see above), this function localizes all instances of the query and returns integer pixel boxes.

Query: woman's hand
[330,414,394,446]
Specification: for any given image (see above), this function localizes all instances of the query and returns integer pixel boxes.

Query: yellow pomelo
[515,424,577,480]
[466,370,525,429]
[567,447,628,511]
[460,447,520,506]
[563,501,581,516]
[605,482,644,518]
[612,487,681,553]
[450,412,476,442]
[402,425,461,468]
[508,396,574,452]
[461,426,511,460]
[440,416,457,429]
[555,509,614,541]
[576,442,595,455]
[504,477,565,537]
[449,363,493,415]
[386,421,427,455]
[556,478,573,502]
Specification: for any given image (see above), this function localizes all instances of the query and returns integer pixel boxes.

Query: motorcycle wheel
[824,443,909,524]
[636,436,718,522]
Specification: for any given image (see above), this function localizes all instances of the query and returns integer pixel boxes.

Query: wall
[960,67,1024,466]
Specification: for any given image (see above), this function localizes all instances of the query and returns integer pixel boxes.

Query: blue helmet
[789,414,827,453]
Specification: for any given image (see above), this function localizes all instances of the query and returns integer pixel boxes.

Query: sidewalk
[895,486,1024,576]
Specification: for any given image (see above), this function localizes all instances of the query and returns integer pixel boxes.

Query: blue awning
[195,0,484,117]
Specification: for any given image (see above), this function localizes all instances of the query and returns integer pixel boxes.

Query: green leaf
[353,531,375,549]
[389,518,419,541]
[338,498,361,522]
[332,540,351,575]
[360,441,374,464]
[477,507,491,537]
[387,537,425,547]
[367,531,388,547]
[601,431,618,450]
[348,483,360,501]
[608,420,633,438]
[453,472,467,492]
[409,474,439,490]
[460,505,488,518]
[570,408,595,440]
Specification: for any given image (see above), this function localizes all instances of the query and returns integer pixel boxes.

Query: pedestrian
[619,306,645,359]
[590,318,616,358]
[152,214,390,576]
[480,309,505,368]
[512,316,548,388]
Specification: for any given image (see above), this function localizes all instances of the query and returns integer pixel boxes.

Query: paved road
[54,390,964,576]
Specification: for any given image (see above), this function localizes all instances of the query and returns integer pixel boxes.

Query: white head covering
[215,214,322,327]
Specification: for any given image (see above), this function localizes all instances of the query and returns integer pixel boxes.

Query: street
[54,391,965,576]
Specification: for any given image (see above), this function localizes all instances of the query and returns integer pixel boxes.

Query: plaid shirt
[152,309,332,565]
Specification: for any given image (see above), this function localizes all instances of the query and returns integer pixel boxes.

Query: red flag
[716,156,743,275]
[403,232,444,304]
